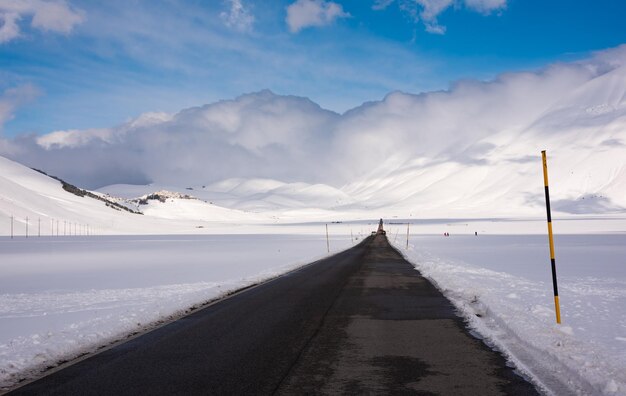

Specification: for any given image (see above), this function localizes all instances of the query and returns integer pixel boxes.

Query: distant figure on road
[376,219,386,235]
[475,231,478,236]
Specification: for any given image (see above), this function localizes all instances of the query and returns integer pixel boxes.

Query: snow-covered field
[2,219,625,395]
[0,233,354,390]
[1,152,625,394]
[392,233,626,395]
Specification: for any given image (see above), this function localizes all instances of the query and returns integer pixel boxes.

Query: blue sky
[1,0,626,137]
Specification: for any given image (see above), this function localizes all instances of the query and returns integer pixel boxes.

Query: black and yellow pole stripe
[542,150,562,324]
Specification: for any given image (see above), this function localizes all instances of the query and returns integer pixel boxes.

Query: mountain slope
[3,50,626,221]
[338,64,626,217]
[0,156,266,235]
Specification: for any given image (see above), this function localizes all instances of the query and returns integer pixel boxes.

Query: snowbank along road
[8,235,538,395]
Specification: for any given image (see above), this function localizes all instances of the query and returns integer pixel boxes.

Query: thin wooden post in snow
[325,224,330,253]
[406,223,410,250]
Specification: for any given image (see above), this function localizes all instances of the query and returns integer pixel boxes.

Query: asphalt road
[9,234,538,395]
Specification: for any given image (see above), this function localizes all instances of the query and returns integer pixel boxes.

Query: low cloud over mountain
[1,45,625,215]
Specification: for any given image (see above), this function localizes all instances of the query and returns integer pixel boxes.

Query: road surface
[9,234,538,395]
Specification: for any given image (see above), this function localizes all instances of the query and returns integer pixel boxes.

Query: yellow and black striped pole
[542,150,562,324]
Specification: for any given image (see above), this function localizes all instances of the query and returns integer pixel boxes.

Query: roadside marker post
[541,150,562,324]
[10,215,13,239]
[26,217,29,238]
[406,223,410,250]
[325,224,330,253]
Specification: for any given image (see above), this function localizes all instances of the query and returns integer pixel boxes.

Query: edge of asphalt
[3,236,373,395]
[386,240,545,394]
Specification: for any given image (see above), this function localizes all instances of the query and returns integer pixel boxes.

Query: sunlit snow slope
[339,65,626,217]
[0,156,265,235]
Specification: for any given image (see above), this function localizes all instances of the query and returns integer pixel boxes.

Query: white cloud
[2,46,626,190]
[0,84,40,132]
[4,90,340,188]
[464,0,506,14]
[286,0,350,33]
[220,0,254,33]
[415,0,453,21]
[417,0,452,34]
[424,24,445,34]
[0,0,84,43]
[0,12,20,43]
[35,128,113,149]
[378,0,507,34]
[372,0,395,10]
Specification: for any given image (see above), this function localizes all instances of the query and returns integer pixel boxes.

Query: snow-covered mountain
[100,76,626,219]
[2,49,626,224]
[0,156,267,235]
[339,65,626,217]
[339,113,626,217]
[99,178,355,212]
